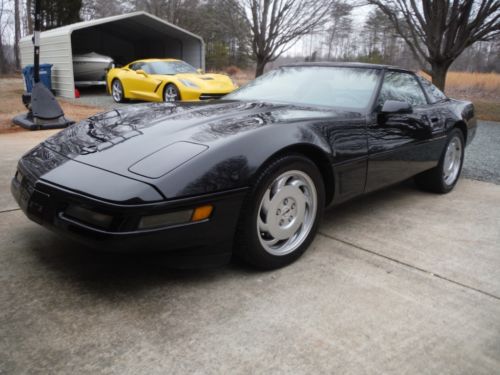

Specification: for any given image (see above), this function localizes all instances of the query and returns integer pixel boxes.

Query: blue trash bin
[22,64,53,92]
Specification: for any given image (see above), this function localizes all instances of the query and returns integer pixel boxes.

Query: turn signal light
[191,205,213,222]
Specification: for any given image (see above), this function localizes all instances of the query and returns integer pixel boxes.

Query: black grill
[199,94,225,100]
[17,165,36,194]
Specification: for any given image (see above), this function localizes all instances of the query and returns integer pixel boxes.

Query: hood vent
[129,141,208,179]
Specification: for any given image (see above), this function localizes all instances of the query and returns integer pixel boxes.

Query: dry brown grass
[447,71,500,93]
[209,68,254,87]
[444,72,500,122]
[232,70,254,87]
[0,77,103,133]
[420,71,500,101]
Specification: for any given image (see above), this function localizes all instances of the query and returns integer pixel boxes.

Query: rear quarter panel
[447,99,477,145]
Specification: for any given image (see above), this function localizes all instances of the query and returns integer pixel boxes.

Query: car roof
[127,58,181,65]
[281,61,411,72]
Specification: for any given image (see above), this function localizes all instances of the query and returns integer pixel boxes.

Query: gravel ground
[462,121,500,185]
[61,87,136,110]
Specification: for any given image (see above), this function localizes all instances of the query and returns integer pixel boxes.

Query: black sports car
[11,63,476,269]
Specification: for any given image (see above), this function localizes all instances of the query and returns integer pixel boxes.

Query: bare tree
[14,0,20,69]
[132,0,191,22]
[367,0,500,90]
[0,0,11,74]
[234,0,334,77]
[81,0,124,19]
[26,0,33,34]
[324,1,353,60]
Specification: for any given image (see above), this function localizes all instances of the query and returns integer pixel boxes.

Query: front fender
[155,122,333,199]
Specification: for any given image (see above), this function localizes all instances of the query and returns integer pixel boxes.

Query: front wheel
[415,128,465,193]
[111,79,126,103]
[164,83,180,102]
[235,155,325,269]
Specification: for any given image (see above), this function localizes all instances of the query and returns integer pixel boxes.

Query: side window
[378,71,428,107]
[418,76,448,103]
[129,63,142,71]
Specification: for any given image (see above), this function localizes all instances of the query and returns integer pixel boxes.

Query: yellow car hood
[168,73,235,91]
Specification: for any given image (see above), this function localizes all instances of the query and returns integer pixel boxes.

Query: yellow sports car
[106,58,237,103]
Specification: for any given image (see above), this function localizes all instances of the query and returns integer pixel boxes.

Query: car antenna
[12,0,74,130]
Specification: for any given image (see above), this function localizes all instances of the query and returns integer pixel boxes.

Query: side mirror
[196,68,204,74]
[136,69,148,77]
[380,100,413,114]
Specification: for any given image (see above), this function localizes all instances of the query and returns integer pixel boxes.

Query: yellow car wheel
[111,79,126,103]
[164,83,180,102]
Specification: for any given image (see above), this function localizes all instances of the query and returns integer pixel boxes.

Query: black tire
[415,128,465,193]
[163,83,181,102]
[111,79,126,103]
[235,154,325,270]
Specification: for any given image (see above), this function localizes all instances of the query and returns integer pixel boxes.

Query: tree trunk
[255,57,267,77]
[431,62,450,91]
[27,0,33,34]
[0,36,6,74]
[14,0,21,69]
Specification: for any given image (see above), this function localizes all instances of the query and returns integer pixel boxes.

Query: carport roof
[20,11,204,43]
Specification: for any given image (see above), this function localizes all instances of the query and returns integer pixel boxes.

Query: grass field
[445,71,500,96]
[446,72,500,122]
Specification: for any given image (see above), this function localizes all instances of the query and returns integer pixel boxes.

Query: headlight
[138,205,213,229]
[179,79,200,89]
[65,205,113,228]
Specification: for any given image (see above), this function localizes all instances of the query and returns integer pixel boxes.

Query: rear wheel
[235,155,325,269]
[415,128,464,193]
[164,83,180,102]
[111,79,126,103]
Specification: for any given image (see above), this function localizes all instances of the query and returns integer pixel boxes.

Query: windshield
[225,66,381,110]
[147,61,197,75]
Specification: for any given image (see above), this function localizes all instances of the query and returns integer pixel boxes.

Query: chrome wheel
[257,170,318,256]
[112,80,123,102]
[164,84,179,102]
[443,135,462,185]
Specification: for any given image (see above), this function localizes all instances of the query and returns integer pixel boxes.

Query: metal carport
[19,12,205,98]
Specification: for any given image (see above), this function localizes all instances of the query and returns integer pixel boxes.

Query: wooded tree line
[1,0,499,90]
[297,3,499,81]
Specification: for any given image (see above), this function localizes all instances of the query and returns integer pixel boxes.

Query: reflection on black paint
[43,101,249,157]
[20,144,69,183]
[180,156,250,196]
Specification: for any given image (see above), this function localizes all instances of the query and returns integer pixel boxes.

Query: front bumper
[11,168,247,266]
[180,86,235,101]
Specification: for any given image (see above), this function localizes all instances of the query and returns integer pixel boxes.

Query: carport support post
[33,0,41,83]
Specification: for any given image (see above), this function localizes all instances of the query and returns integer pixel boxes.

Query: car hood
[42,101,363,197]
[160,72,235,91]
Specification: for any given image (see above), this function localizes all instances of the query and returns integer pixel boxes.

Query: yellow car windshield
[147,61,197,75]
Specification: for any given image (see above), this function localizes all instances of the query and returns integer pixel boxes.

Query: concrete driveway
[1,123,499,374]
